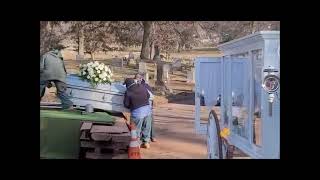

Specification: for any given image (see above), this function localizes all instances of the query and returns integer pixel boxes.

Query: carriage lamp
[262,66,280,116]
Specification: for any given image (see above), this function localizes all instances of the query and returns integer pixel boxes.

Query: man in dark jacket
[123,78,152,148]
[40,45,73,109]
[134,73,157,142]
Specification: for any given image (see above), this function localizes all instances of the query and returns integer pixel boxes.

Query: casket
[66,74,129,113]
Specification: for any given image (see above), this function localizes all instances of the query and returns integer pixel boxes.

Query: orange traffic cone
[128,123,141,159]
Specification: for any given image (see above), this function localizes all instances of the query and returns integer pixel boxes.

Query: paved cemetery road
[140,103,208,159]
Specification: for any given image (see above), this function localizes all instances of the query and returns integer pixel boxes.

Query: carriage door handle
[268,93,274,116]
[69,89,73,97]
[102,94,106,101]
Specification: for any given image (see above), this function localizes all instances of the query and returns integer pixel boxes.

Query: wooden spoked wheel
[207,110,223,159]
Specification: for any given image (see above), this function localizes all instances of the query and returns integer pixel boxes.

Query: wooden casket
[66,74,129,113]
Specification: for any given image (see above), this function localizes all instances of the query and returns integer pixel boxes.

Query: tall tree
[83,22,116,60]
[67,21,93,57]
[40,21,65,56]
[140,21,153,59]
[198,21,280,44]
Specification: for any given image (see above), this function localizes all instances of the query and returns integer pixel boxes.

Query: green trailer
[40,109,115,159]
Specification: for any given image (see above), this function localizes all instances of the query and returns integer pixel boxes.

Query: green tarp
[40,109,116,123]
[40,109,115,159]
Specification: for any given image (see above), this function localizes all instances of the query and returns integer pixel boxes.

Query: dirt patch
[153,95,168,107]
[140,103,207,159]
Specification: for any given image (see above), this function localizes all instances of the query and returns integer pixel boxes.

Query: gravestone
[155,61,165,86]
[172,59,182,69]
[123,52,134,66]
[144,72,149,83]
[128,52,134,60]
[160,55,166,61]
[171,59,182,74]
[139,62,149,83]
[153,45,160,60]
[112,58,122,67]
[162,64,171,83]
[187,67,195,83]
[139,62,148,74]
[76,55,84,61]
[153,63,157,80]
[121,58,124,68]
[128,59,136,67]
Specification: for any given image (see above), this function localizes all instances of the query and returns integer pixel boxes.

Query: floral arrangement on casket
[78,61,113,88]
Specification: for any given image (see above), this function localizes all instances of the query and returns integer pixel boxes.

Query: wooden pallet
[80,117,130,159]
[86,152,128,159]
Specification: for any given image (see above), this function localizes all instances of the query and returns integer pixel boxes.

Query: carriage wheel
[207,110,223,159]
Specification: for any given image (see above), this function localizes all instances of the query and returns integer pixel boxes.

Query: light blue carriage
[194,31,280,159]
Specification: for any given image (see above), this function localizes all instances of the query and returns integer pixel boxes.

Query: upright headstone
[121,58,124,68]
[160,55,166,61]
[112,58,122,67]
[153,45,160,60]
[76,55,84,61]
[155,61,165,86]
[128,59,136,67]
[187,67,195,83]
[163,64,171,83]
[153,63,157,80]
[128,52,134,60]
[150,43,155,59]
[171,59,182,74]
[172,59,182,69]
[139,62,148,74]
[144,72,149,83]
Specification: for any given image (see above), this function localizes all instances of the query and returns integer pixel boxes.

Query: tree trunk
[155,61,165,86]
[78,28,84,56]
[140,21,153,60]
[90,52,95,60]
[150,41,155,59]
[178,43,181,52]
[250,21,256,34]
[165,52,169,61]
[40,22,53,55]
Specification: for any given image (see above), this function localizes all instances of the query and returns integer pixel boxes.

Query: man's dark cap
[123,78,135,88]
[51,43,67,50]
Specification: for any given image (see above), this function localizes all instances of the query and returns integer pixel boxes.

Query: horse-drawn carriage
[194,31,280,159]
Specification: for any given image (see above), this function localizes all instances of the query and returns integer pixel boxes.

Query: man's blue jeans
[149,100,156,139]
[150,111,156,139]
[131,114,152,144]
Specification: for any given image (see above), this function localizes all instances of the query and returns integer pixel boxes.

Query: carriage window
[231,61,249,139]
[198,61,221,124]
[222,58,230,125]
[231,52,249,58]
[252,49,263,146]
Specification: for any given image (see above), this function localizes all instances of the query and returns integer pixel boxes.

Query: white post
[139,62,147,74]
[163,64,170,83]
[187,67,195,83]
[153,63,157,80]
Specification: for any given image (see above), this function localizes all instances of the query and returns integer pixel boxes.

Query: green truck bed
[40,109,115,159]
